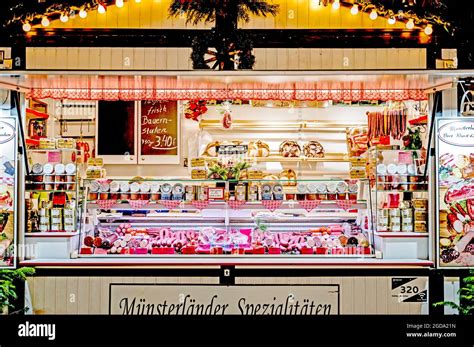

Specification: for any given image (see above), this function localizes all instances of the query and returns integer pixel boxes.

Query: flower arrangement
[184,100,208,121]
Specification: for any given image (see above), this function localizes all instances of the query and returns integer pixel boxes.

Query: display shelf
[374,189,428,193]
[375,231,429,237]
[28,148,78,152]
[203,154,350,163]
[25,189,76,193]
[25,232,78,237]
[26,182,76,185]
[83,177,369,182]
[86,200,368,210]
[200,119,366,132]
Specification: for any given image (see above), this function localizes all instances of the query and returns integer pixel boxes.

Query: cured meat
[367,107,408,142]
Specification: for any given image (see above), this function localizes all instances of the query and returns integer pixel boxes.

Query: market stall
[0,70,469,315]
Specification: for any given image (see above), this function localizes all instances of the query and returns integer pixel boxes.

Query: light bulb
[406,19,414,29]
[116,0,124,8]
[135,0,141,3]
[60,14,69,22]
[369,10,378,20]
[79,9,87,18]
[332,0,340,10]
[388,17,396,25]
[350,4,359,15]
[424,25,433,35]
[41,16,50,27]
[98,4,106,13]
[22,22,31,32]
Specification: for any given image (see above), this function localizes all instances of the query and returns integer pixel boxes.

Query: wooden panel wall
[39,0,412,30]
[27,275,427,314]
[25,47,426,70]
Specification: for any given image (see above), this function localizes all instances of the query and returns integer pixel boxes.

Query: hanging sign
[109,284,339,315]
[436,118,474,268]
[140,100,179,164]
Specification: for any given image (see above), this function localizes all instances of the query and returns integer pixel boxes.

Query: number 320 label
[391,277,428,303]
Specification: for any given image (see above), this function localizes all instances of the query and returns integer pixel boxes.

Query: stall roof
[0,70,469,101]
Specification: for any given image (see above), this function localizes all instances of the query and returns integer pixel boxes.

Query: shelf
[28,148,78,152]
[25,232,78,238]
[374,189,428,193]
[86,200,368,210]
[26,182,76,184]
[25,189,77,193]
[83,178,369,183]
[204,154,350,163]
[199,119,366,132]
[26,108,49,120]
[375,232,429,238]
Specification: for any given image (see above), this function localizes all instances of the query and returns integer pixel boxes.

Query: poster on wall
[437,118,474,267]
[140,100,179,164]
[0,117,17,268]
[109,284,340,315]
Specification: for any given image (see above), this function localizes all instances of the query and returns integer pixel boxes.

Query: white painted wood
[89,276,102,314]
[66,277,78,314]
[77,277,90,314]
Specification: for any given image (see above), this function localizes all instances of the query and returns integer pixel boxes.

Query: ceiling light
[369,10,378,20]
[41,16,50,27]
[60,13,69,22]
[332,0,340,10]
[98,4,106,13]
[406,19,414,29]
[424,25,433,35]
[22,22,31,32]
[388,17,396,25]
[79,9,87,18]
[116,0,124,8]
[350,4,359,15]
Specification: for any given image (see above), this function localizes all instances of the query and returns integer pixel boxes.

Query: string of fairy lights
[19,0,446,36]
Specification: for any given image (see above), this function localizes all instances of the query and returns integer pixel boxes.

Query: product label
[191,169,207,180]
[247,170,264,179]
[87,158,103,167]
[191,158,206,167]
[56,139,75,149]
[208,187,224,200]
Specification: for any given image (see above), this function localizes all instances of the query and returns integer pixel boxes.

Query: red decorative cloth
[227,200,246,209]
[261,200,283,212]
[336,200,358,210]
[298,200,322,212]
[191,200,210,210]
[159,200,182,209]
[129,200,149,209]
[96,200,117,209]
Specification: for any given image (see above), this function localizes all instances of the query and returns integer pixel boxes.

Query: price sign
[140,101,179,162]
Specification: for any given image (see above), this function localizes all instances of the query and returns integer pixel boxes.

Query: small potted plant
[0,267,35,314]
[434,270,474,315]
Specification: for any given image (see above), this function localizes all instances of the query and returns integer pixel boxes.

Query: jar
[99,182,110,200]
[120,182,131,201]
[407,164,417,176]
[130,182,140,200]
[316,183,327,200]
[376,164,387,190]
[397,164,407,175]
[248,183,259,201]
[88,180,100,200]
[414,221,427,232]
[307,183,317,200]
[401,222,414,232]
[336,181,347,200]
[296,183,307,200]
[390,221,401,232]
[401,208,413,218]
[412,199,428,209]
[150,182,160,201]
[399,175,408,191]
[326,183,337,200]
[402,216,413,224]
[109,181,120,200]
[65,163,76,190]
[185,185,195,201]
[197,185,209,201]
[347,182,358,200]
[140,182,151,200]
[414,210,427,222]
[388,208,401,218]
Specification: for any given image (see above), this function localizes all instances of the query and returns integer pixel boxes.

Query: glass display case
[79,178,374,257]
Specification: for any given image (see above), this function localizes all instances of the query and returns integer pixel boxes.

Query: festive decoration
[298,200,322,212]
[228,200,247,209]
[191,200,210,210]
[261,200,283,212]
[159,200,181,209]
[169,0,278,70]
[402,126,423,150]
[219,101,233,129]
[184,100,207,122]
[128,200,149,209]
[96,199,117,209]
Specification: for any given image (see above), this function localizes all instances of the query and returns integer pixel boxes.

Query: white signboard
[109,284,340,315]
[436,118,474,268]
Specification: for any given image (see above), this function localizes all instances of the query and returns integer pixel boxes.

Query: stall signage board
[140,100,179,164]
[391,278,428,303]
[0,117,17,268]
[436,118,474,268]
[109,284,339,315]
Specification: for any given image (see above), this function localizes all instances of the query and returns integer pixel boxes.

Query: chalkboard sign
[140,100,178,158]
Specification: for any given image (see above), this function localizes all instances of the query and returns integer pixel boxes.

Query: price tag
[208,187,224,200]
[191,158,205,167]
[349,157,366,166]
[247,170,264,179]
[39,138,56,149]
[57,139,75,149]
[191,169,207,179]
[87,158,103,167]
